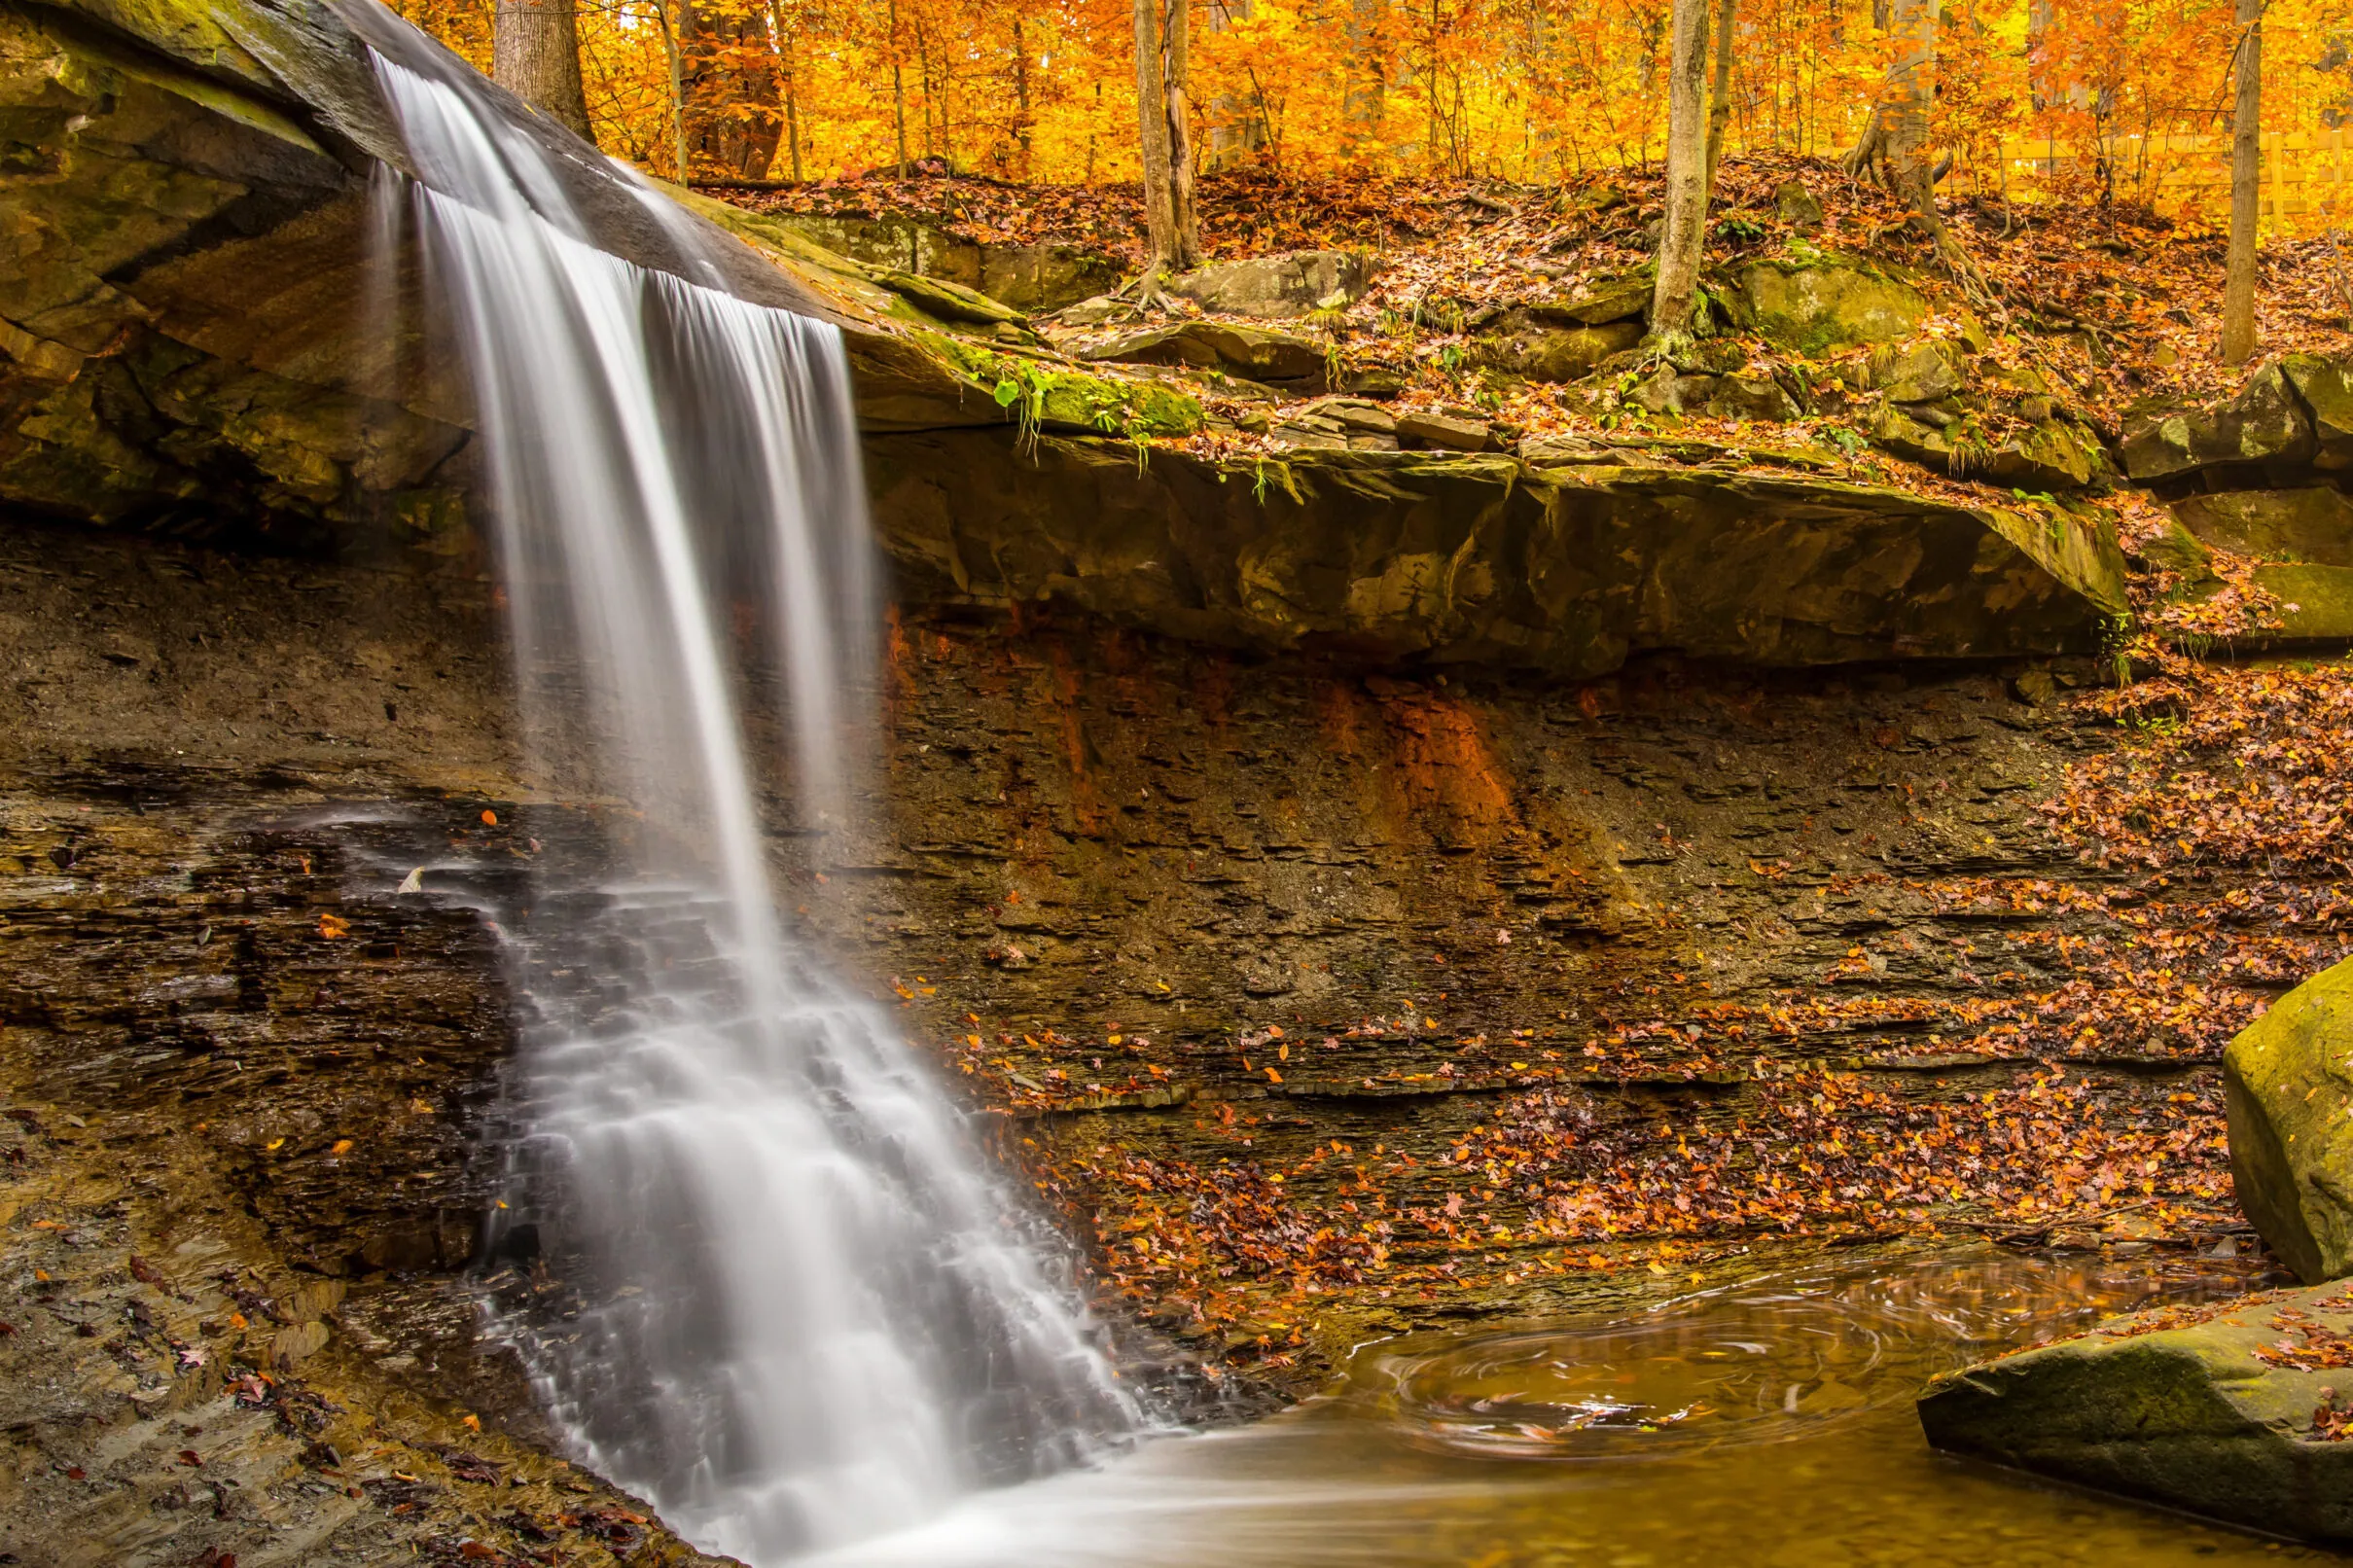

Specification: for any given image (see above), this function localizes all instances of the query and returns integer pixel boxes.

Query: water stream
[367,47,1136,1563]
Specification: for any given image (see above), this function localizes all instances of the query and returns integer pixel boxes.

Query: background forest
[396,0,2353,234]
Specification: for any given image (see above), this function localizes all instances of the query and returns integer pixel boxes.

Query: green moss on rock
[2226,955,2353,1283]
[1920,1278,2353,1545]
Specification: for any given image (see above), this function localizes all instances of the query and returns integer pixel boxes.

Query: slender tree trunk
[1012,14,1035,176]
[2221,0,2264,365]
[1135,0,1180,275]
[1703,0,1736,199]
[1649,0,1711,350]
[493,0,594,140]
[651,0,689,178]
[888,0,909,176]
[781,41,802,180]
[1164,0,1203,267]
[1343,0,1388,158]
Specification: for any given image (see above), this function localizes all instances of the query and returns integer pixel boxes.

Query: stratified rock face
[1168,249,1374,318]
[1919,1281,2353,1546]
[2226,957,2353,1283]
[868,435,2128,676]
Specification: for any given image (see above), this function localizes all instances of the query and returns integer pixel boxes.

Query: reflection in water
[814,1249,2317,1568]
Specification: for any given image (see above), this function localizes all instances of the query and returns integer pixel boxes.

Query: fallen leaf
[317,912,349,940]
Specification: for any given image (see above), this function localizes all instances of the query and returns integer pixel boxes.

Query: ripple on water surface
[810,1249,2325,1568]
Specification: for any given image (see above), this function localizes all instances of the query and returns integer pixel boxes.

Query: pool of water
[813,1248,2330,1568]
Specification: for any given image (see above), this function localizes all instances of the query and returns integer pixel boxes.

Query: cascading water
[362,47,1136,1563]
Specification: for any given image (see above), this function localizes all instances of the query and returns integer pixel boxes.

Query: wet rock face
[866,432,2128,678]
[1919,1280,2353,1546]
[2226,957,2353,1283]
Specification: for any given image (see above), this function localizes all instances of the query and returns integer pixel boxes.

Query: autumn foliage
[388,0,2353,232]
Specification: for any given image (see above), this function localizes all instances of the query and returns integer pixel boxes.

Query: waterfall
[365,51,1137,1563]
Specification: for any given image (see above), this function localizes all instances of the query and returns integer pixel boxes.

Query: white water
[368,53,1136,1562]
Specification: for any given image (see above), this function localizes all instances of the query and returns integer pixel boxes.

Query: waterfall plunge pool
[805,1248,2322,1568]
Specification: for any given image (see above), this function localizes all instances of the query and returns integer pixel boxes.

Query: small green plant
[1715,215,1766,244]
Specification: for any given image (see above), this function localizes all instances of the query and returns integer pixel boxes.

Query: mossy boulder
[2121,363,2318,482]
[1919,1279,2353,1545]
[2284,354,2353,471]
[1520,271,1652,328]
[2256,564,2353,642]
[1168,250,1374,318]
[1731,257,1927,352]
[2226,956,2353,1283]
[1482,317,1643,383]
[1078,321,1329,392]
[2172,487,2353,566]
[761,211,1117,314]
[1872,339,1968,404]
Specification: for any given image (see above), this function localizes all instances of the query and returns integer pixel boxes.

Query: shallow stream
[813,1249,2328,1567]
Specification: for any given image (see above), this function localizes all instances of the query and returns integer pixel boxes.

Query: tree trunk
[1650,0,1711,349]
[1343,0,1388,157]
[1845,0,1937,219]
[493,0,593,141]
[1012,13,1034,176]
[651,0,689,179]
[677,0,783,178]
[888,0,909,176]
[1164,0,1203,268]
[1135,0,1179,275]
[1703,0,1736,199]
[2221,0,2264,365]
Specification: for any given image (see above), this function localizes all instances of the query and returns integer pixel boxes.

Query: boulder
[1703,373,1801,422]
[1979,420,2101,492]
[1078,322,1328,391]
[2120,363,2318,482]
[866,436,2129,677]
[2254,564,2353,641]
[1733,259,1927,351]
[762,212,1117,315]
[1919,1279,2353,1546]
[2226,956,2353,1283]
[2172,487,2353,566]
[1167,250,1373,319]
[1393,410,1491,451]
[1872,339,1968,405]
[1483,318,1643,382]
[876,269,1023,326]
[1520,272,1652,328]
[1772,181,1826,230]
[2283,354,2353,470]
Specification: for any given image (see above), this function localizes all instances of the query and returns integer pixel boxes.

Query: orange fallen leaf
[317,912,349,940]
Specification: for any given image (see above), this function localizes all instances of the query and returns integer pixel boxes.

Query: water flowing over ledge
[367,44,1136,1564]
